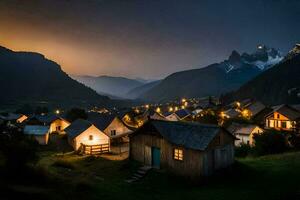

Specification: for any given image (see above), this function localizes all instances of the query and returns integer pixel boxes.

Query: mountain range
[139,45,283,102]
[222,44,300,106]
[72,75,148,99]
[0,46,112,109]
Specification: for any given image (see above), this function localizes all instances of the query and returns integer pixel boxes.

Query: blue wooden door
[152,147,161,168]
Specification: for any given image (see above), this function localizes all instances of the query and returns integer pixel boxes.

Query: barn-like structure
[130,120,235,178]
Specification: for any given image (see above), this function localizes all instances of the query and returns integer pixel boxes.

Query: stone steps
[125,166,152,183]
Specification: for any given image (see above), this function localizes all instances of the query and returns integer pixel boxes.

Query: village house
[243,101,266,118]
[0,113,28,124]
[88,112,132,143]
[265,104,300,132]
[227,123,264,146]
[130,120,235,178]
[24,125,50,145]
[26,114,70,133]
[65,119,110,154]
[174,109,192,121]
[163,112,180,121]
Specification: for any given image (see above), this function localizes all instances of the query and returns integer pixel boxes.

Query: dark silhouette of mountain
[222,44,300,106]
[126,80,161,99]
[140,45,282,102]
[72,75,144,98]
[0,46,111,108]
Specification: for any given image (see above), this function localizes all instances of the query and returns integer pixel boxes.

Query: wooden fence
[81,143,110,155]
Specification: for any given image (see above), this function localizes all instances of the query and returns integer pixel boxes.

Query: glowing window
[174,148,183,161]
[89,135,93,140]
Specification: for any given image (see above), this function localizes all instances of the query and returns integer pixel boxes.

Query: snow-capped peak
[224,45,283,73]
[285,43,300,60]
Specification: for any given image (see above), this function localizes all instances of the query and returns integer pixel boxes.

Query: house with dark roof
[26,114,70,133]
[65,119,110,154]
[163,112,180,121]
[130,120,235,178]
[0,113,28,124]
[265,104,300,132]
[174,109,191,121]
[24,125,50,145]
[227,123,264,146]
[88,112,132,143]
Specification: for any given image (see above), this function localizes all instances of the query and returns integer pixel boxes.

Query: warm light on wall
[156,107,161,113]
[169,107,173,112]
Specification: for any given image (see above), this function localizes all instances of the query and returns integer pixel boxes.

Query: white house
[227,123,264,146]
[88,112,132,142]
[65,119,110,154]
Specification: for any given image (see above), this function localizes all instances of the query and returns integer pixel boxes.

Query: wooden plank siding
[130,129,234,178]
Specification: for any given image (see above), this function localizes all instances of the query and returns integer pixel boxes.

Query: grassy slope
[2,151,300,200]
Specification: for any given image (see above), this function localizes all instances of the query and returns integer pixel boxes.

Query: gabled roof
[135,120,231,151]
[224,108,240,118]
[29,114,67,124]
[1,113,24,121]
[269,104,300,120]
[227,123,259,135]
[175,109,191,119]
[244,101,266,116]
[24,125,49,136]
[162,112,173,117]
[88,112,116,131]
[65,119,93,139]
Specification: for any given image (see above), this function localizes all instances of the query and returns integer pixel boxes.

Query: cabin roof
[24,125,49,136]
[244,101,266,116]
[1,113,24,121]
[139,120,228,151]
[269,104,300,120]
[65,119,93,139]
[227,123,259,135]
[224,108,240,118]
[88,112,116,131]
[175,109,191,119]
[30,114,66,124]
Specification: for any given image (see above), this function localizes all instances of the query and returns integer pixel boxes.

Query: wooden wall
[130,128,235,178]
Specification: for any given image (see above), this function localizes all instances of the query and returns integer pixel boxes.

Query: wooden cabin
[65,119,110,154]
[265,105,300,132]
[24,125,50,145]
[227,123,264,146]
[130,120,235,178]
[88,112,132,143]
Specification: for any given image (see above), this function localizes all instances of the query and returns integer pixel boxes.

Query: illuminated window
[174,148,183,161]
[89,135,93,140]
[111,130,116,136]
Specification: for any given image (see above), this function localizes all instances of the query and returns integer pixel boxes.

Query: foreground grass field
[1,151,300,200]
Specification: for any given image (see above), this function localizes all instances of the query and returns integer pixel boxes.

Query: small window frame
[173,148,184,161]
[89,135,93,141]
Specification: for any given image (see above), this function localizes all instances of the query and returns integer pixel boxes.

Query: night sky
[0,0,300,79]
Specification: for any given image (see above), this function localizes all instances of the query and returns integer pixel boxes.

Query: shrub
[252,130,287,156]
[52,159,75,169]
[235,144,252,158]
[289,133,300,149]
